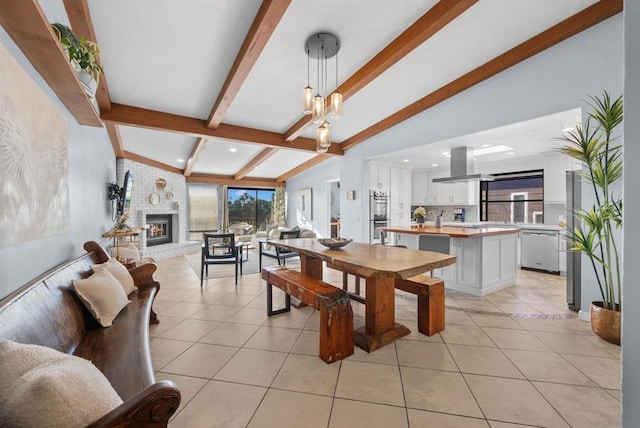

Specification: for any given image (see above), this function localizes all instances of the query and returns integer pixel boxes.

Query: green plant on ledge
[51,23,103,81]
[558,91,623,313]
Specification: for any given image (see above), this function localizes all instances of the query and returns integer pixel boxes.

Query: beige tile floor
[150,252,621,428]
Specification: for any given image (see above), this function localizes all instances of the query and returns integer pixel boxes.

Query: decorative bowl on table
[317,238,353,249]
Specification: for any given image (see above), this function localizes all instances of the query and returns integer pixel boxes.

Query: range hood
[432,147,495,182]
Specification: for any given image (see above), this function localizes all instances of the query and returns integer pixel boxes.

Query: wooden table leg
[301,254,323,279]
[354,276,410,352]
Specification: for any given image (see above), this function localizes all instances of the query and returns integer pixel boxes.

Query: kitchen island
[381,225,520,296]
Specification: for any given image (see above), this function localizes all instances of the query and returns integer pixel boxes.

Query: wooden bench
[0,241,181,427]
[261,266,354,364]
[396,274,445,336]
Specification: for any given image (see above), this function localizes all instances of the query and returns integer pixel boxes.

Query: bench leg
[318,296,354,363]
[266,282,291,316]
[417,280,445,336]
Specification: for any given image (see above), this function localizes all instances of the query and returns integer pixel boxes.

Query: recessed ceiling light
[481,144,491,148]
[507,151,515,155]
[562,127,574,132]
[431,163,438,167]
[473,145,513,156]
[229,148,238,152]
[177,158,184,163]
[403,159,409,162]
[442,152,450,157]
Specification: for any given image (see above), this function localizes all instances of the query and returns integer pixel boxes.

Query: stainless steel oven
[370,190,389,243]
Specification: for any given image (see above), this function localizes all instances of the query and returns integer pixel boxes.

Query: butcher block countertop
[381,225,521,238]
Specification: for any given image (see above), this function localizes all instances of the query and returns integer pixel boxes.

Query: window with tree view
[227,188,276,232]
[480,170,544,224]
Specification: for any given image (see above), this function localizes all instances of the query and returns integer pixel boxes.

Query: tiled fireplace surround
[116,160,200,260]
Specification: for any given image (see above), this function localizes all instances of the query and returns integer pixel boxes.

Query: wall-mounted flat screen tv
[118,170,133,216]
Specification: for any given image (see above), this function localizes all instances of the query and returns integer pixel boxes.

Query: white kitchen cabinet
[390,210,411,227]
[427,171,444,204]
[390,167,411,210]
[437,237,480,287]
[412,171,428,205]
[370,165,390,191]
[394,230,518,295]
[544,154,580,203]
[428,174,476,205]
[451,181,476,205]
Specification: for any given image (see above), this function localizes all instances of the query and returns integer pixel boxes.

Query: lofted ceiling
[9,0,622,187]
[371,108,583,169]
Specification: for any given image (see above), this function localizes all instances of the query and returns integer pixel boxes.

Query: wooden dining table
[266,238,456,352]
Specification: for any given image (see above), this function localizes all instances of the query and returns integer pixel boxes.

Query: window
[227,188,276,232]
[187,185,219,240]
[480,170,544,224]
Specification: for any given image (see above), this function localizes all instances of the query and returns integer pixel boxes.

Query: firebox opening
[146,214,172,247]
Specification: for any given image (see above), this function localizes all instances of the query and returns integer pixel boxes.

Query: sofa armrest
[87,381,181,428]
[129,263,157,288]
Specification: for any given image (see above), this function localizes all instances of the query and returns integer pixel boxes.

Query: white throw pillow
[0,341,123,428]
[108,242,141,261]
[299,228,316,238]
[93,258,137,295]
[73,268,130,327]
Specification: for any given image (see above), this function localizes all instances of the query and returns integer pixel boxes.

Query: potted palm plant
[558,91,623,345]
[51,23,103,98]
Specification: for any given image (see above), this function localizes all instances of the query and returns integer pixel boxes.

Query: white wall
[0,26,115,298]
[623,1,639,425]
[286,157,340,239]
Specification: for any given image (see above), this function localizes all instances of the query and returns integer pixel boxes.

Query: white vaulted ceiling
[33,0,616,185]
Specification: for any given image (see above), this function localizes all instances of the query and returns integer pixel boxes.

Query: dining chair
[260,229,301,268]
[201,232,242,287]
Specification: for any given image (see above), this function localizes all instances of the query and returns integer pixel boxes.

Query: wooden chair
[201,233,242,286]
[260,229,301,267]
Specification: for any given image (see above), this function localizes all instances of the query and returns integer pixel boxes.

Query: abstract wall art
[0,43,69,248]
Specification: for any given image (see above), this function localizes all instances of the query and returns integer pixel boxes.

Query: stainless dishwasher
[521,230,560,273]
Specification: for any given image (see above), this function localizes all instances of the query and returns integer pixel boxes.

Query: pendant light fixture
[303,48,313,114]
[303,32,341,153]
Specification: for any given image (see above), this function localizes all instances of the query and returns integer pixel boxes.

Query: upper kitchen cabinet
[390,167,411,211]
[427,170,476,205]
[544,154,581,202]
[370,165,390,191]
[451,181,477,205]
[412,171,428,205]
[427,170,445,204]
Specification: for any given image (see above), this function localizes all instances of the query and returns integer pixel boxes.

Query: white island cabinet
[391,226,519,296]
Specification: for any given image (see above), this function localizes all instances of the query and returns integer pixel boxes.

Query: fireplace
[146,214,173,247]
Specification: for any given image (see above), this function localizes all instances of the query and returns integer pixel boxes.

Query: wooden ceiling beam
[276,154,331,182]
[283,0,477,142]
[101,103,343,155]
[62,0,112,112]
[0,0,102,126]
[187,173,285,188]
[341,0,623,150]
[183,137,208,177]
[235,147,278,180]
[206,0,292,128]
[105,123,124,158]
[122,151,184,175]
